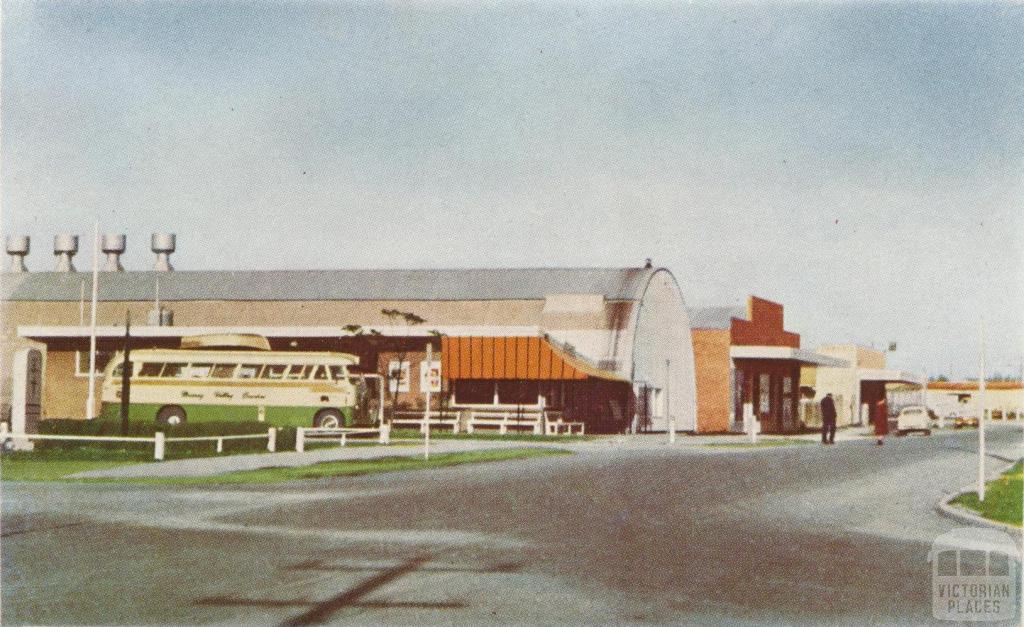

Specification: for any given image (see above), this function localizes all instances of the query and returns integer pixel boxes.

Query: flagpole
[86,223,99,420]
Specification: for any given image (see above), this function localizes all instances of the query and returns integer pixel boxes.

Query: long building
[1,238,697,434]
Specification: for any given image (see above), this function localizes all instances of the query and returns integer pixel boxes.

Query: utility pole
[85,223,99,420]
[423,342,432,461]
[666,359,675,444]
[978,320,986,502]
[120,311,132,435]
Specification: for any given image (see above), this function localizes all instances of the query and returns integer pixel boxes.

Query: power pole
[120,311,132,435]
[978,320,986,502]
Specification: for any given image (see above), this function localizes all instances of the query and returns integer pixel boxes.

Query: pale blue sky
[2,1,1022,378]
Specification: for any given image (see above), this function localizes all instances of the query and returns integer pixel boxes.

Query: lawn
[0,446,569,484]
[130,447,571,485]
[703,438,814,449]
[950,461,1023,527]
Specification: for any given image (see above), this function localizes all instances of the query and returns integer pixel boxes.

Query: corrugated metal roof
[688,305,746,329]
[0,268,658,302]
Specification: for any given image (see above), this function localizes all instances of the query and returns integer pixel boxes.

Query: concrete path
[66,423,962,479]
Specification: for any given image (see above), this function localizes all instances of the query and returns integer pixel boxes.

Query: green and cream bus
[99,335,362,428]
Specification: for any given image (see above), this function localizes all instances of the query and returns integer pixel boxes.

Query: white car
[896,406,932,435]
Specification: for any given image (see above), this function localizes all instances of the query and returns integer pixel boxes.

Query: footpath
[69,425,951,480]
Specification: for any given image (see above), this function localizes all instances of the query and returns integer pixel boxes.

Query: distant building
[1,237,697,434]
[689,296,845,434]
[925,381,1023,418]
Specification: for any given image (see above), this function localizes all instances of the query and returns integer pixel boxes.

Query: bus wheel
[156,405,187,426]
[314,409,342,429]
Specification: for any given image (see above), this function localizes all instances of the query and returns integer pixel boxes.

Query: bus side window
[989,552,1009,576]
[161,363,187,378]
[312,366,328,380]
[286,365,308,380]
[111,363,125,378]
[238,364,262,379]
[960,550,986,576]
[329,365,347,380]
[936,550,957,576]
[263,365,286,380]
[211,364,237,379]
[138,363,163,377]
[190,363,213,378]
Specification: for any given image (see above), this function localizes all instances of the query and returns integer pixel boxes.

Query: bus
[99,335,363,428]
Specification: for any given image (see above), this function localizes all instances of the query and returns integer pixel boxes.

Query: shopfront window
[497,381,539,405]
[454,381,494,404]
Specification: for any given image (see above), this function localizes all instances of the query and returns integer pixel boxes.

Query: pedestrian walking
[820,393,837,444]
[874,397,889,445]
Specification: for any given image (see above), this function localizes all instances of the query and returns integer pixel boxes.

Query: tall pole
[85,223,99,420]
[666,359,675,444]
[120,310,132,435]
[424,342,433,460]
[978,319,986,501]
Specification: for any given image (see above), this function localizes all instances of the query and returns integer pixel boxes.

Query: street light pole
[978,320,986,502]
[666,359,675,444]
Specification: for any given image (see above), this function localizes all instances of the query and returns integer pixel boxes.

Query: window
[161,363,187,378]
[936,550,957,577]
[74,350,114,377]
[328,365,347,381]
[312,365,328,380]
[454,380,494,404]
[989,552,1010,576]
[387,361,410,393]
[188,363,213,378]
[759,373,771,414]
[420,360,441,393]
[960,550,986,576]
[261,365,287,380]
[238,364,262,379]
[211,364,237,379]
[138,363,164,377]
[286,365,309,380]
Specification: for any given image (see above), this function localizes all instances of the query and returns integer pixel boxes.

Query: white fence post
[296,428,305,453]
[379,422,391,444]
[154,431,165,461]
[340,433,347,447]
[0,422,8,441]
[216,438,224,453]
[267,427,276,452]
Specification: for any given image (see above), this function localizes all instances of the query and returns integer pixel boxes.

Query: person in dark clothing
[820,393,837,444]
[874,397,889,445]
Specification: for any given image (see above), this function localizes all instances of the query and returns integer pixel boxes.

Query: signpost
[423,342,432,460]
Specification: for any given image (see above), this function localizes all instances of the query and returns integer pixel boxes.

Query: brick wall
[692,328,732,433]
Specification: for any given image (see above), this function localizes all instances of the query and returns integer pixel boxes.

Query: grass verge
[703,438,814,449]
[950,461,1023,527]
[2,447,569,484]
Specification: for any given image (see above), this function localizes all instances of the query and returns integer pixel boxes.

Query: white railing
[295,424,391,452]
[0,422,277,461]
[544,419,585,436]
[467,410,543,435]
[392,411,461,433]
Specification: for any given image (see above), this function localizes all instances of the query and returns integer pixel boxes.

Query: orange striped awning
[440,336,626,382]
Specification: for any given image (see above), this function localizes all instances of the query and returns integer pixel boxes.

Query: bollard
[0,421,8,440]
[296,428,305,453]
[340,433,347,447]
[154,431,165,461]
[216,438,223,453]
[267,427,276,452]
[379,422,391,444]
[257,405,266,422]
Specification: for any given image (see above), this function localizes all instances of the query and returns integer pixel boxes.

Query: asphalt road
[2,424,1021,625]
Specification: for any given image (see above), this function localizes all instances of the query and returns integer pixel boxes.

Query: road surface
[2,424,1021,625]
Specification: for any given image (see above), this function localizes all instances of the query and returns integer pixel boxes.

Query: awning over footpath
[729,346,850,368]
[857,368,922,385]
[441,336,627,382]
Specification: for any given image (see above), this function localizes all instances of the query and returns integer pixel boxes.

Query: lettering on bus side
[182,391,204,399]
[214,391,233,399]
[243,392,266,400]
